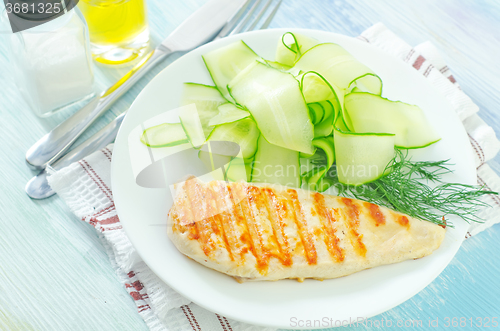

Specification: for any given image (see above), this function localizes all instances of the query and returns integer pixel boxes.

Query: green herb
[321,149,498,227]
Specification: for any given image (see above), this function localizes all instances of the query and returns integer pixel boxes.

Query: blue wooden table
[0,0,499,330]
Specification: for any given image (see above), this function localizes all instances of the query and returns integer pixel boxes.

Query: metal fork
[25,0,282,199]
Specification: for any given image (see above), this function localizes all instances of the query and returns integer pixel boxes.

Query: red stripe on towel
[99,215,120,225]
[468,133,486,167]
[413,55,425,70]
[223,316,233,331]
[101,149,112,162]
[130,291,148,301]
[181,305,200,331]
[79,160,113,201]
[125,281,144,291]
[216,314,227,331]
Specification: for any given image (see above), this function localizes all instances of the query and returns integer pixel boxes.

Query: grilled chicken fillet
[167,177,446,281]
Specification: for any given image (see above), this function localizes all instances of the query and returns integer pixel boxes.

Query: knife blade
[161,0,245,52]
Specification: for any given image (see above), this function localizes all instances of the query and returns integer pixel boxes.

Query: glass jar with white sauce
[1,6,95,117]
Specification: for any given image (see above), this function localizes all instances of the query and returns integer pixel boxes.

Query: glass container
[1,7,95,117]
[78,0,151,65]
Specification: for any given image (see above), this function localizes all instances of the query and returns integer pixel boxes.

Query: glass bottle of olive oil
[78,0,150,65]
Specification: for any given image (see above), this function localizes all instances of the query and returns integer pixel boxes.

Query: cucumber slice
[317,177,335,192]
[334,112,350,132]
[334,129,395,186]
[275,32,319,67]
[319,100,334,122]
[303,77,338,138]
[275,33,299,66]
[203,40,260,101]
[180,83,226,137]
[208,103,250,127]
[314,137,335,166]
[345,92,441,148]
[308,102,325,125]
[140,123,188,148]
[179,104,206,148]
[340,105,354,132]
[299,151,316,159]
[251,136,301,188]
[226,157,252,182]
[295,43,382,94]
[305,137,335,190]
[314,111,334,138]
[301,73,334,103]
[300,71,344,133]
[207,118,260,159]
[300,71,343,106]
[229,61,314,154]
[265,60,292,71]
[348,73,383,95]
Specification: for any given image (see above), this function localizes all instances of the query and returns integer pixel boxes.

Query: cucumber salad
[140,32,440,192]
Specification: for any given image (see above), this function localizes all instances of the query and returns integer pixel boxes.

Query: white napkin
[47,23,500,330]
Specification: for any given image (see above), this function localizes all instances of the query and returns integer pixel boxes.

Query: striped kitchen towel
[47,23,500,331]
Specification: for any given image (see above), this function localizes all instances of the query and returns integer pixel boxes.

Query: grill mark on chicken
[226,184,254,262]
[216,181,250,263]
[207,182,235,262]
[262,188,293,266]
[398,215,410,229]
[287,189,318,265]
[365,202,386,227]
[312,193,345,262]
[247,186,277,271]
[247,186,293,269]
[238,184,270,274]
[183,178,217,257]
[341,197,367,258]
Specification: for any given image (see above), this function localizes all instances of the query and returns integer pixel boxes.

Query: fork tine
[245,0,273,32]
[258,0,282,30]
[216,0,281,40]
[228,0,263,36]
[214,0,254,40]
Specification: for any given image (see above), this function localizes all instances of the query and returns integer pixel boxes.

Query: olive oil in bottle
[78,0,150,65]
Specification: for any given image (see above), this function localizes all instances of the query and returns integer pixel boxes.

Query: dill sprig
[323,149,498,227]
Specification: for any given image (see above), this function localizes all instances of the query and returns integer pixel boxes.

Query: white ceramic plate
[111,29,475,329]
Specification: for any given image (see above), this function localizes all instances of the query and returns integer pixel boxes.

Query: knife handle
[26,45,173,170]
[25,112,126,200]
[52,112,126,171]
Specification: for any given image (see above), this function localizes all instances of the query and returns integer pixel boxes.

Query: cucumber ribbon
[138,32,440,189]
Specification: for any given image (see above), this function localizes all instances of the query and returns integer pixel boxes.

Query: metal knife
[25,0,244,171]
[25,112,126,199]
